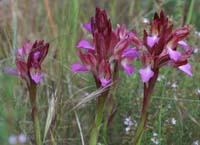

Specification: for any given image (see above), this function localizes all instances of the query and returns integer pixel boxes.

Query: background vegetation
[0,0,200,144]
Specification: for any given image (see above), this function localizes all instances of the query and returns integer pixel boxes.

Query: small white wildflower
[195,88,200,94]
[124,116,133,126]
[194,31,200,36]
[124,116,134,134]
[125,126,131,134]
[143,18,149,24]
[8,134,26,145]
[194,48,198,54]
[18,134,26,144]
[171,118,176,125]
[8,135,17,145]
[193,140,199,145]
[171,82,177,89]
[153,132,158,137]
[151,137,159,145]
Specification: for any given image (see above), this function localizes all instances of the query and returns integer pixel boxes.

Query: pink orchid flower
[71,7,140,87]
[139,11,192,83]
[6,40,49,85]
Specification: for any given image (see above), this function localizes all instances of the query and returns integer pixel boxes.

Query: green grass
[0,0,200,145]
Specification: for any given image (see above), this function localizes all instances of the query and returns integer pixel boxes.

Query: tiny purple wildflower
[193,140,199,145]
[8,134,26,145]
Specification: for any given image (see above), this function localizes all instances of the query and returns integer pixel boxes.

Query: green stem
[132,110,148,145]
[132,70,159,145]
[29,84,42,145]
[186,0,195,24]
[33,113,42,145]
[89,96,106,145]
[89,62,118,145]
[102,115,108,143]
[102,94,114,144]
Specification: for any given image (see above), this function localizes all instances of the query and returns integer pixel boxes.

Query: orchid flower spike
[71,7,140,87]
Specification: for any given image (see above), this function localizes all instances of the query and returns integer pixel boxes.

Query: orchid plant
[132,11,193,144]
[6,40,49,145]
[71,7,140,145]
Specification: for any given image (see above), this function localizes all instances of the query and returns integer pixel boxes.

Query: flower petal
[17,48,24,56]
[121,59,134,75]
[82,23,92,33]
[30,67,44,84]
[17,42,32,56]
[16,58,28,79]
[178,40,190,51]
[138,66,154,83]
[122,48,139,58]
[23,42,32,53]
[71,62,89,72]
[167,47,181,61]
[4,67,19,76]
[178,63,192,77]
[77,39,94,50]
[34,51,41,60]
[99,77,112,87]
[27,41,49,65]
[147,35,159,48]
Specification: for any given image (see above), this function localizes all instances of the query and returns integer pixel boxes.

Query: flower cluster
[139,11,192,82]
[15,40,49,85]
[71,7,140,87]
[8,133,26,145]
[124,116,135,134]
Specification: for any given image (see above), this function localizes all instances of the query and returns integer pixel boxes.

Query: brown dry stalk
[44,0,57,37]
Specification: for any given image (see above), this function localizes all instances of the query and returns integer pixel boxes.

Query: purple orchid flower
[71,7,140,87]
[6,40,49,86]
[132,11,194,145]
[139,11,192,83]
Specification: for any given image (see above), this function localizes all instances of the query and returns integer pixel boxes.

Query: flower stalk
[6,40,49,145]
[28,83,42,145]
[132,69,159,145]
[71,7,139,144]
[132,11,193,145]
[89,95,106,145]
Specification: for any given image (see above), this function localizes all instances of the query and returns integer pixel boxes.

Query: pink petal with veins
[147,35,159,48]
[77,40,94,50]
[168,47,181,61]
[99,77,111,87]
[178,63,192,77]
[138,66,154,83]
[30,67,44,84]
[122,48,139,58]
[121,59,134,75]
[82,23,92,33]
[178,40,190,51]
[71,62,89,72]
